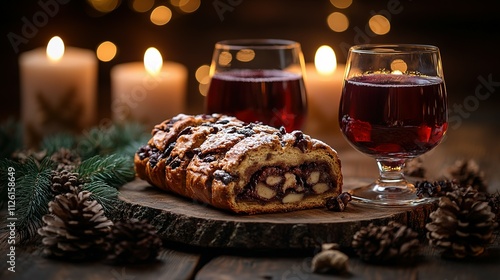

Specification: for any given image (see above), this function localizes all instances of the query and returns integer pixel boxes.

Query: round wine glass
[339,44,448,206]
[205,39,307,132]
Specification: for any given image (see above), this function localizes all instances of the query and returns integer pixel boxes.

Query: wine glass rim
[350,44,439,54]
[215,39,300,50]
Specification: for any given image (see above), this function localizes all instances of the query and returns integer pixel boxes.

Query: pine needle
[83,179,119,215]
[40,132,77,155]
[10,157,54,241]
[76,154,135,189]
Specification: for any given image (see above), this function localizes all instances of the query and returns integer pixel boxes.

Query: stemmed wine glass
[205,39,307,132]
[339,44,448,206]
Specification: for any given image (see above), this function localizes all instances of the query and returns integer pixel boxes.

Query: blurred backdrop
[2,0,500,126]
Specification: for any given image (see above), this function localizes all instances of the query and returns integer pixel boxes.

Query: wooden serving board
[113,178,436,250]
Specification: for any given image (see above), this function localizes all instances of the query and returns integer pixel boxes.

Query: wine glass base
[346,178,436,207]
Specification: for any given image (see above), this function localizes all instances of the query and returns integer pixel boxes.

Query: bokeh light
[218,51,233,66]
[329,0,353,9]
[150,6,172,26]
[327,12,349,32]
[88,0,120,13]
[178,0,201,13]
[130,0,155,12]
[96,41,117,62]
[391,59,407,73]
[195,65,210,83]
[369,15,391,35]
[236,49,255,62]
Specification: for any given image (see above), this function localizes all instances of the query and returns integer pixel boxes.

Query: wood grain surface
[114,178,436,249]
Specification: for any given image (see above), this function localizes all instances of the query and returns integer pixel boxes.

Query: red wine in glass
[205,69,307,131]
[339,73,448,159]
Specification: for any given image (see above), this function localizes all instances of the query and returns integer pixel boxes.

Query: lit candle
[19,36,97,147]
[304,45,345,138]
[111,47,188,128]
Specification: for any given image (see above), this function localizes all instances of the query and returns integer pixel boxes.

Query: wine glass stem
[376,158,408,186]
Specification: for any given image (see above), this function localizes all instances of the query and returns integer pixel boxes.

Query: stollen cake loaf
[134,113,343,214]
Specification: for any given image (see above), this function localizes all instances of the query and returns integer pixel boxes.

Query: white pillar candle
[304,45,345,138]
[19,36,97,147]
[111,47,187,128]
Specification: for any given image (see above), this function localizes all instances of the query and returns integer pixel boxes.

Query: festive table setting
[2,1,500,279]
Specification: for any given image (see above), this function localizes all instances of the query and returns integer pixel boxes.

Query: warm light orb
[131,0,155,12]
[96,41,117,62]
[314,45,337,75]
[144,47,163,76]
[329,0,352,9]
[236,49,255,62]
[88,0,119,13]
[369,15,391,35]
[47,36,65,62]
[179,0,201,13]
[327,12,349,32]
[150,6,172,26]
[195,65,210,83]
[391,59,407,73]
[218,51,232,66]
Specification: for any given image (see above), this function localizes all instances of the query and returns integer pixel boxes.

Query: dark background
[2,0,500,126]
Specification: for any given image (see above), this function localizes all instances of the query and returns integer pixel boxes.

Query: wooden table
[2,122,500,280]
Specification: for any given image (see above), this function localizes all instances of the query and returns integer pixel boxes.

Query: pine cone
[106,219,163,264]
[426,186,497,259]
[37,191,113,260]
[415,180,458,198]
[446,159,487,192]
[351,221,420,263]
[51,169,83,194]
[487,191,500,223]
[51,148,81,172]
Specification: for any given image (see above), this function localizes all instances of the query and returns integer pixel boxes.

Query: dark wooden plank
[0,244,201,280]
[114,179,436,250]
[195,238,500,280]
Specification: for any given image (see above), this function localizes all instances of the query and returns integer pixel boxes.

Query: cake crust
[135,114,342,214]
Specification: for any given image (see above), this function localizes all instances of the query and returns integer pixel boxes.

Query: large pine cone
[351,221,420,263]
[37,191,113,260]
[50,169,83,194]
[106,219,163,264]
[426,186,497,259]
[445,159,487,192]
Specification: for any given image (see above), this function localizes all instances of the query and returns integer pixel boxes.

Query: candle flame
[314,45,337,75]
[144,47,163,75]
[46,36,65,62]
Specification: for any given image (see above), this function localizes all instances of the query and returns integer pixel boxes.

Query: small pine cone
[426,186,497,259]
[37,191,113,260]
[446,159,487,192]
[106,219,163,264]
[51,148,81,172]
[415,180,459,198]
[351,221,420,263]
[11,149,47,163]
[51,169,83,194]
[325,192,352,212]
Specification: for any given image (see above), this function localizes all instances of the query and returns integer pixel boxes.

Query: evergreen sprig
[40,133,77,155]
[83,179,119,215]
[77,154,135,189]
[8,157,54,241]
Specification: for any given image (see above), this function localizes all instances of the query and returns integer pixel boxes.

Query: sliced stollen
[135,113,343,214]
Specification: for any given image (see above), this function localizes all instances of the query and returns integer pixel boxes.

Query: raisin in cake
[134,114,342,214]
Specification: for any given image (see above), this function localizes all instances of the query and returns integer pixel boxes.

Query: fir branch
[0,159,25,208]
[10,157,54,241]
[83,179,119,215]
[40,132,77,155]
[77,122,148,160]
[0,118,23,158]
[76,154,135,189]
